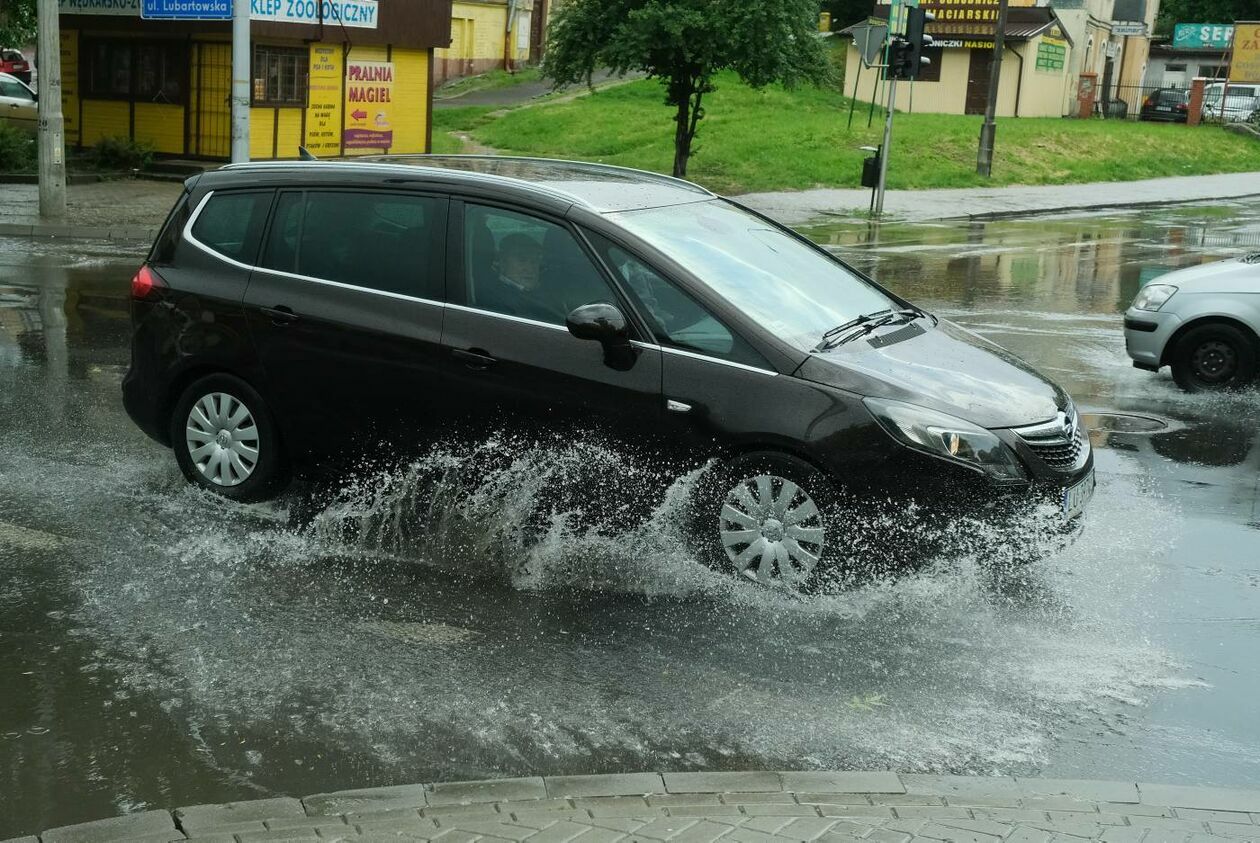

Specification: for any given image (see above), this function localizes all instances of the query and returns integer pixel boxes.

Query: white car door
[0,76,37,133]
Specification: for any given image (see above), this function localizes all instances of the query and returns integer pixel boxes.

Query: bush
[0,123,37,173]
[90,135,155,170]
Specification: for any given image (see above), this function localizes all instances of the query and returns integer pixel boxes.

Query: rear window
[149,189,190,265]
[190,191,273,265]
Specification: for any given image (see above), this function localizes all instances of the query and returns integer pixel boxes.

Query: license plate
[1157,105,1171,111]
[1062,470,1095,520]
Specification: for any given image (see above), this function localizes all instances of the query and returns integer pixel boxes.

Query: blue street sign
[141,0,231,19]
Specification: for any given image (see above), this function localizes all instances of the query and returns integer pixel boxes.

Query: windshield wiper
[815,308,924,351]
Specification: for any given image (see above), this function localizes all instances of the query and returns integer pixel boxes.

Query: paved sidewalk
[8,772,1260,843]
[739,172,1260,225]
[0,180,183,242]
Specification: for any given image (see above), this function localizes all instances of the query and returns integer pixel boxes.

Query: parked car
[0,48,31,85]
[123,157,1095,588]
[1125,256,1260,391]
[1139,88,1189,122]
[1201,82,1260,122]
[0,71,37,134]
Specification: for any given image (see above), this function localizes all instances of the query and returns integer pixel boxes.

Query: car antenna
[298,146,318,161]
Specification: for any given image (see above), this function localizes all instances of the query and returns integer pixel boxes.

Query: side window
[190,191,272,265]
[0,79,32,100]
[464,204,619,326]
[588,232,767,368]
[259,190,443,298]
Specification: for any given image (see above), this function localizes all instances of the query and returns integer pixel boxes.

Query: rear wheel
[170,374,290,502]
[690,452,835,591]
[1170,323,1258,392]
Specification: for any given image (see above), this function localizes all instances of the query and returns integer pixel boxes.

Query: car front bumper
[1124,307,1182,370]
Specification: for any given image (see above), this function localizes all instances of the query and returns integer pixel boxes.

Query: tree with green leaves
[1155,0,1259,35]
[0,0,37,47]
[543,0,832,178]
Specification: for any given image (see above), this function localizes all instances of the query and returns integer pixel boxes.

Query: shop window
[253,46,309,107]
[82,40,185,102]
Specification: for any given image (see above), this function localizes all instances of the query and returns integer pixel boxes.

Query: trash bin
[861,149,880,188]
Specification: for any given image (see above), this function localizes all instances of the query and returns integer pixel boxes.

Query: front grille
[1013,414,1091,473]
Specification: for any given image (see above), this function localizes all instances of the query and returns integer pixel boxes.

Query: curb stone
[7,773,1260,843]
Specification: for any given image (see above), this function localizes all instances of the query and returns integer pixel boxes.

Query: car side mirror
[566,302,637,371]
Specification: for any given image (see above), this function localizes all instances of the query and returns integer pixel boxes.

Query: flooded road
[2,203,1258,838]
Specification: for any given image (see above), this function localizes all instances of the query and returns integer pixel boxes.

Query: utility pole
[874,78,897,216]
[976,0,1009,177]
[36,0,66,219]
[230,0,250,163]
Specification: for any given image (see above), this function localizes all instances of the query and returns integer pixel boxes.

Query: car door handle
[262,305,299,325]
[452,347,496,371]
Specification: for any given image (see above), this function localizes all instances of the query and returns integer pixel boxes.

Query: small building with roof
[54,0,451,161]
[840,1,1075,118]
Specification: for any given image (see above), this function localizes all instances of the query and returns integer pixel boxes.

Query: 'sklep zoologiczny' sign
[250,0,378,29]
[343,60,393,150]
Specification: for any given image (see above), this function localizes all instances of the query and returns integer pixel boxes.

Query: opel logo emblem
[1060,411,1076,438]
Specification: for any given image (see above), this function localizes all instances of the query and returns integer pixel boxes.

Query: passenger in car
[482,233,561,323]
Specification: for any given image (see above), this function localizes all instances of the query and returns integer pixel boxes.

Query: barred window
[253,46,309,107]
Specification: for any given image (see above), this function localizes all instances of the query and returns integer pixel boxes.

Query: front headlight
[864,397,1027,482]
[1131,283,1178,312]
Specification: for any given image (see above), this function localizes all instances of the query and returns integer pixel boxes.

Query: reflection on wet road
[1,203,1258,838]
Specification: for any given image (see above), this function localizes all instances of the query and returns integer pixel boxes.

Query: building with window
[841,1,1076,117]
[55,0,451,160]
[435,0,548,82]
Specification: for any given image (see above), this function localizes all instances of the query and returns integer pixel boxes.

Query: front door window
[463,204,619,325]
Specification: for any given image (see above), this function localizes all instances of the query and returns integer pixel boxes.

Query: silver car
[0,71,36,134]
[1125,256,1260,391]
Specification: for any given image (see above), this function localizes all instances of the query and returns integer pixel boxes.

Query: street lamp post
[230,0,251,163]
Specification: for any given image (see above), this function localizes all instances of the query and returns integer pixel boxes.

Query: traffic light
[889,7,935,80]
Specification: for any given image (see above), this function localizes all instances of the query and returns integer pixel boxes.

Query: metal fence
[1097,80,1260,124]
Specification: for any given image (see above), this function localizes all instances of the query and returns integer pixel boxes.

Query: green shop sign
[1172,23,1233,49]
[1036,38,1067,71]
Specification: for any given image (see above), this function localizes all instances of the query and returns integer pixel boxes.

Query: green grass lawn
[435,67,543,99]
[445,72,1260,194]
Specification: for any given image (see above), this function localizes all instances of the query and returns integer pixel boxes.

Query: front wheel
[1170,323,1258,392]
[690,452,834,591]
[170,373,290,502]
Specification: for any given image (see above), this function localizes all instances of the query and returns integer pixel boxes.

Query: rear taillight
[130,265,166,300]
[1176,103,1188,111]
[1143,96,1154,108]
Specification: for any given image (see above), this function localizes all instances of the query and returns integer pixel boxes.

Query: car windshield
[613,200,896,351]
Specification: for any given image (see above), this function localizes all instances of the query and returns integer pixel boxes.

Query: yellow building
[56,0,452,160]
[435,0,547,82]
[841,1,1075,117]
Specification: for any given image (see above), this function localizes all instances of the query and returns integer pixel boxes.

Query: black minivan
[124,156,1094,588]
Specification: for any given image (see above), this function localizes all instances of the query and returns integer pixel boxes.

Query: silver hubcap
[719,474,825,588]
[185,392,259,487]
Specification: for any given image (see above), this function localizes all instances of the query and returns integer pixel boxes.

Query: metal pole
[847,60,862,130]
[874,77,897,217]
[976,0,1009,177]
[36,0,66,219]
[230,0,251,163]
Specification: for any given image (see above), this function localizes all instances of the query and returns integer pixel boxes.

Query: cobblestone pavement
[8,773,1260,843]
[0,180,182,241]
[738,171,1260,225]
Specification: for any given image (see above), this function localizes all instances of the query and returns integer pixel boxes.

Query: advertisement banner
[305,45,343,156]
[343,60,393,150]
[1230,21,1260,82]
[59,0,141,15]
[1172,23,1233,49]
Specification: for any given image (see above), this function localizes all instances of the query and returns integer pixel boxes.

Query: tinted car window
[260,191,444,298]
[191,191,272,265]
[464,204,618,326]
[588,232,766,368]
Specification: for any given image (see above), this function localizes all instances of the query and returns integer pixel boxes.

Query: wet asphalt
[0,202,1258,838]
